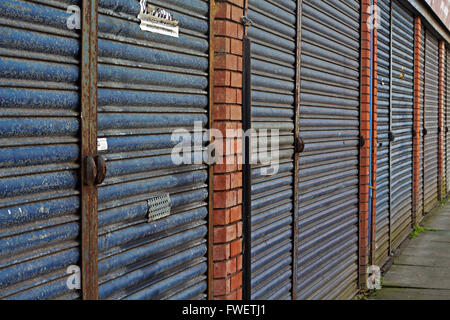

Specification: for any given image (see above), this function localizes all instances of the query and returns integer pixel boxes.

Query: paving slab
[369,202,450,300]
[382,265,450,290]
[431,210,450,216]
[399,241,450,259]
[395,254,450,268]
[408,230,450,243]
[423,215,450,230]
[370,288,450,300]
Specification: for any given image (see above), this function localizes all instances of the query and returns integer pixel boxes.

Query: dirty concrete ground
[369,203,450,300]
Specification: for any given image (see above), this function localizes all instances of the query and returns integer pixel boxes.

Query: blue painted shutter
[247,0,297,300]
[96,0,210,299]
[375,0,415,266]
[296,0,360,300]
[375,0,392,266]
[0,0,82,300]
[423,29,440,214]
[390,0,414,251]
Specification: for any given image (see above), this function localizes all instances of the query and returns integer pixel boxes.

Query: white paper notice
[97,138,108,151]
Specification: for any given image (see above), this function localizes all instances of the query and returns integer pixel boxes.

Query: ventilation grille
[147,194,171,222]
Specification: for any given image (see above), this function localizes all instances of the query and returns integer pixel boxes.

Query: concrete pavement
[369,203,450,300]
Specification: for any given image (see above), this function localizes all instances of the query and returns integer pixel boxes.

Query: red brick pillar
[370,0,378,266]
[360,0,372,289]
[439,40,445,200]
[212,0,244,300]
[413,17,422,226]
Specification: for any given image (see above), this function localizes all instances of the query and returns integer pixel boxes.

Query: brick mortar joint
[213,266,242,278]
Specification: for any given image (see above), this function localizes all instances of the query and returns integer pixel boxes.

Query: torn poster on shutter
[138,0,179,38]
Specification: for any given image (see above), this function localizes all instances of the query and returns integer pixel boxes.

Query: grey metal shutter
[443,46,447,195]
[0,0,82,299]
[375,0,391,266]
[446,46,450,195]
[447,47,450,195]
[418,24,425,224]
[246,0,296,300]
[390,0,414,251]
[423,29,440,214]
[96,0,209,299]
[296,0,360,300]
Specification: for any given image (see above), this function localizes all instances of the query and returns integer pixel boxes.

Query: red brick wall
[439,40,445,200]
[413,17,422,226]
[359,0,372,289]
[212,0,244,300]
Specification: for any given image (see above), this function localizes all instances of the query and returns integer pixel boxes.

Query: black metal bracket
[359,135,365,147]
[389,131,395,142]
[412,128,417,137]
[84,156,97,186]
[84,155,107,186]
[94,155,107,185]
[295,136,305,153]
[241,16,253,27]
[423,128,428,136]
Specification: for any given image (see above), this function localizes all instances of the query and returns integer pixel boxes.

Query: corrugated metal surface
[417,22,425,223]
[423,29,440,214]
[0,0,82,299]
[390,0,414,251]
[296,0,360,300]
[96,0,209,299]
[375,0,391,267]
[446,46,450,195]
[443,45,447,197]
[247,0,296,300]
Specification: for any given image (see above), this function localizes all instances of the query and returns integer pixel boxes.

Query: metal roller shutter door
[96,0,210,299]
[390,0,414,251]
[423,30,440,214]
[446,46,450,195]
[440,45,447,199]
[296,0,360,300]
[247,0,296,300]
[375,0,391,267]
[417,24,425,224]
[443,46,447,195]
[0,0,82,299]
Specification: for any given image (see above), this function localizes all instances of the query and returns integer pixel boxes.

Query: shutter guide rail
[208,0,215,301]
[292,0,302,301]
[81,0,99,300]
[242,34,252,301]
[388,0,393,256]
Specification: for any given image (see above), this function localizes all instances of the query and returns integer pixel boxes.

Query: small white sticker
[138,0,179,38]
[97,138,108,151]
